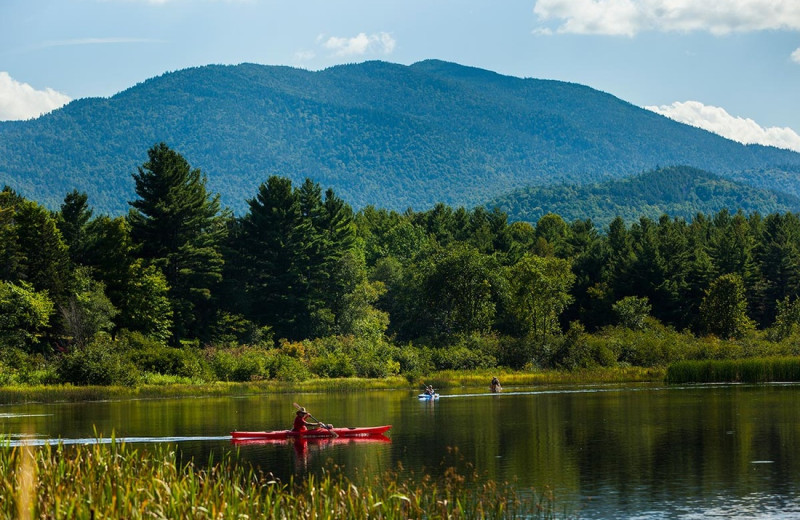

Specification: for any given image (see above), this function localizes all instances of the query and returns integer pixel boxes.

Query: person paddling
[292,407,322,432]
[490,377,502,393]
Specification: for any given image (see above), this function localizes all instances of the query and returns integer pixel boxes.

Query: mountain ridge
[487,165,800,227]
[1,59,799,215]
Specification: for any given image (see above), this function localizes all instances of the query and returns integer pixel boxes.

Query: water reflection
[3,384,800,518]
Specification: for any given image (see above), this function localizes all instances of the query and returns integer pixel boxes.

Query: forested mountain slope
[1,60,800,214]
[488,166,800,227]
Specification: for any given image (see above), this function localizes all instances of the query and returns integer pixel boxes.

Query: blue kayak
[418,393,440,400]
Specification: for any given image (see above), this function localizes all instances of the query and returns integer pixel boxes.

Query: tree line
[3,143,800,384]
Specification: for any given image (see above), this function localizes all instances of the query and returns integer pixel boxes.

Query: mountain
[487,166,800,227]
[1,59,800,215]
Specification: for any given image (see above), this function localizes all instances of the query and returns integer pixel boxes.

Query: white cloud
[0,72,71,121]
[792,47,800,64]
[645,100,800,153]
[322,32,396,57]
[533,0,800,36]
[294,50,316,62]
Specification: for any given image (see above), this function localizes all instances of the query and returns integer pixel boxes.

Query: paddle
[293,402,338,437]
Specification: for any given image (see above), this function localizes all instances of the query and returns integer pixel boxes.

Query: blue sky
[2,0,799,151]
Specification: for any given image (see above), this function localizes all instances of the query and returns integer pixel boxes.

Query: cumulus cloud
[533,0,800,36]
[294,50,316,62]
[792,47,800,64]
[322,32,396,57]
[0,72,71,121]
[645,100,800,152]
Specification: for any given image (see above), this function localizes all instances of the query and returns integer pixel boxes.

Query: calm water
[3,382,800,518]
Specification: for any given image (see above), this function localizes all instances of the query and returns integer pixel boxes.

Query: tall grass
[666,357,800,383]
[0,440,569,519]
[0,368,666,406]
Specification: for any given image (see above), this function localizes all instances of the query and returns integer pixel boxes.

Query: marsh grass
[425,367,663,389]
[666,357,800,383]
[0,368,664,406]
[0,440,568,519]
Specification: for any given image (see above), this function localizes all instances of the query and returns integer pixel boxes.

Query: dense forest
[488,166,800,227]
[4,144,800,386]
[2,60,800,215]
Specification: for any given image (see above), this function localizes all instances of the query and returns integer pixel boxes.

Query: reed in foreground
[0,441,570,520]
[666,357,800,383]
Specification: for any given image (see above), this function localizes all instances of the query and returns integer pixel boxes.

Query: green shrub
[269,354,311,382]
[392,344,434,376]
[309,351,356,378]
[207,345,271,382]
[121,331,209,380]
[57,338,139,386]
[0,361,16,386]
[432,345,496,370]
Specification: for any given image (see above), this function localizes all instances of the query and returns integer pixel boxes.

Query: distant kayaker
[423,385,435,396]
[490,377,502,393]
[292,407,322,432]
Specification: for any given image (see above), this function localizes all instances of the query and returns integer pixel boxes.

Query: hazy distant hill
[487,166,800,227]
[1,60,800,215]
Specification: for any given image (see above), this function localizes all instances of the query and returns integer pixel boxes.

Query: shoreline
[0,366,663,406]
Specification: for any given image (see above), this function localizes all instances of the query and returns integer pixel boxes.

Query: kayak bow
[231,425,392,440]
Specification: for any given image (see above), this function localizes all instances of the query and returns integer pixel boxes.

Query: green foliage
[490,166,800,228]
[206,345,271,382]
[667,357,800,383]
[431,339,497,370]
[57,337,140,386]
[769,296,800,341]
[0,280,54,350]
[337,280,389,338]
[122,331,207,380]
[420,245,499,337]
[612,296,652,331]
[505,253,575,340]
[120,259,173,342]
[57,189,93,264]
[129,143,226,342]
[234,176,358,341]
[4,62,800,217]
[2,196,71,305]
[59,267,118,346]
[699,274,754,339]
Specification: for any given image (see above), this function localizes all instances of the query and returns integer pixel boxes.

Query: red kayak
[232,434,392,446]
[230,425,392,440]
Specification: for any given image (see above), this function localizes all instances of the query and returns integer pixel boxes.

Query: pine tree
[239,176,305,340]
[57,190,93,265]
[128,143,225,342]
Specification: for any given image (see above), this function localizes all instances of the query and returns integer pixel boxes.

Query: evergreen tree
[128,143,226,342]
[239,176,305,340]
[752,213,800,325]
[13,199,71,306]
[57,190,93,265]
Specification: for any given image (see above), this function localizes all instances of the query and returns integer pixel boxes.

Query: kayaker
[423,385,435,396]
[292,407,322,432]
[490,377,502,393]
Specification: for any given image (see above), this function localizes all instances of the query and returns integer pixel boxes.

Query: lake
[3,382,800,519]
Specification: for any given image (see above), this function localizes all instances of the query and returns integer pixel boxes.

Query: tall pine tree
[128,143,226,343]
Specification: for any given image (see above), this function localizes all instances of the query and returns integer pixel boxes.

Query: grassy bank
[666,357,800,384]
[1,441,568,520]
[0,367,664,406]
